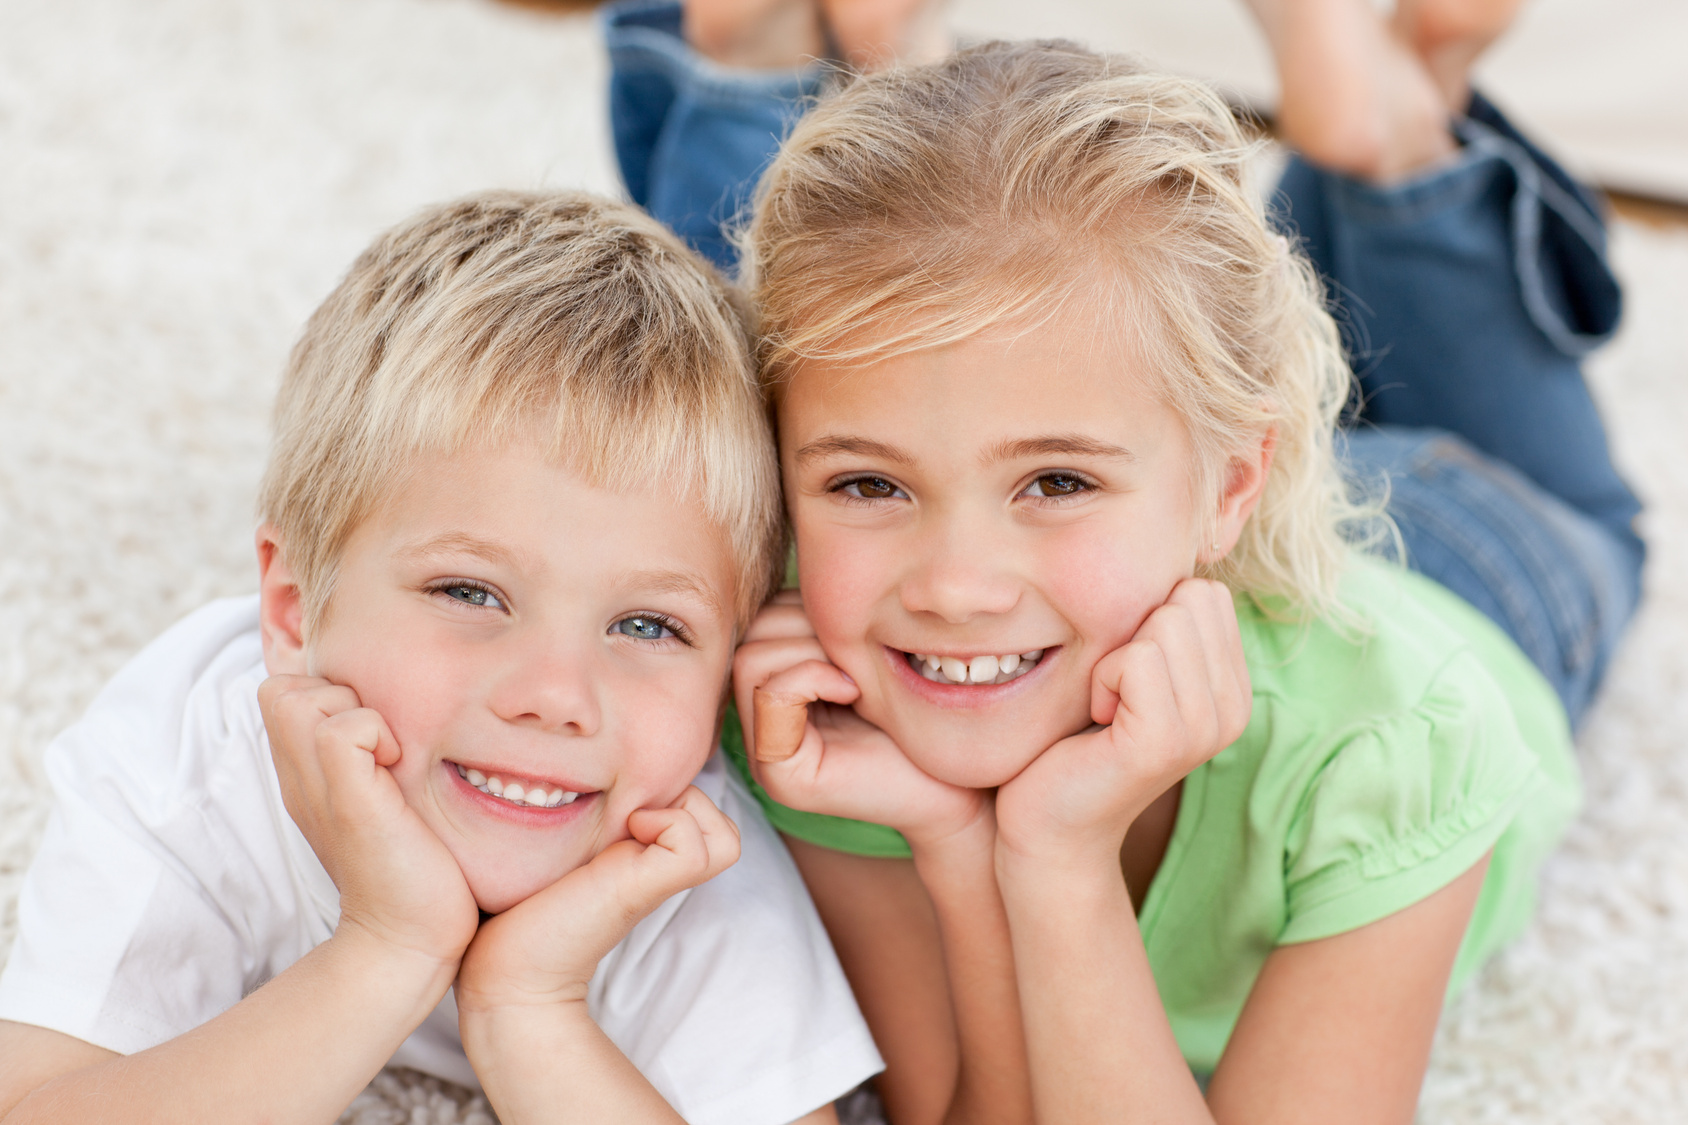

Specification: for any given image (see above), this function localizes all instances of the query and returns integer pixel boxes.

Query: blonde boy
[0,191,879,1125]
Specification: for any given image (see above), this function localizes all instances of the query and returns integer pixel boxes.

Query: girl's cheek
[1038,528,1180,657]
[795,526,893,654]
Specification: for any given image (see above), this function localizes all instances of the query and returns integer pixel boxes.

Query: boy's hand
[455,786,741,1013]
[734,591,986,847]
[258,675,479,968]
[994,579,1252,867]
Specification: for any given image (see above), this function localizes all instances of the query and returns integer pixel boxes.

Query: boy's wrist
[330,915,465,1001]
[458,993,595,1071]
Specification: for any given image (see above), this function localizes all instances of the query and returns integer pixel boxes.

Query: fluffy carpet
[1,1,1684,1121]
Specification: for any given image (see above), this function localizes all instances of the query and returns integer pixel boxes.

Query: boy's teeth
[454,763,580,809]
[908,650,1045,686]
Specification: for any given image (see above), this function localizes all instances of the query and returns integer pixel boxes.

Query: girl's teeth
[487,776,505,796]
[466,768,486,786]
[908,650,1044,685]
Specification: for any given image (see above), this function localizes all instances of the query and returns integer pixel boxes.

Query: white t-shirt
[0,597,882,1125]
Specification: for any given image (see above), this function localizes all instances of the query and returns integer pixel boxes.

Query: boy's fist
[456,786,741,1012]
[258,674,478,968]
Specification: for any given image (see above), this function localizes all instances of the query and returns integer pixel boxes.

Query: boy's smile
[271,440,739,913]
[779,300,1263,789]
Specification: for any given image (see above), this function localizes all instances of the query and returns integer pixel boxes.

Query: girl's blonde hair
[742,40,1382,621]
[260,191,784,635]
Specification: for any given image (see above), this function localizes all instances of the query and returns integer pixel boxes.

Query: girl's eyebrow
[984,435,1136,463]
[794,436,914,466]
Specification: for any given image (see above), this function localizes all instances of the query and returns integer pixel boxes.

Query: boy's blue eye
[614,616,675,641]
[444,584,503,609]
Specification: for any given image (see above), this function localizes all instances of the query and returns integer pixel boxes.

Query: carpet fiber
[2,1,1685,1120]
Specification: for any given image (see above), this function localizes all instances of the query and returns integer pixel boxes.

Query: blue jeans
[603,0,1644,726]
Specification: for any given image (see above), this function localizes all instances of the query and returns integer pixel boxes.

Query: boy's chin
[464,862,576,916]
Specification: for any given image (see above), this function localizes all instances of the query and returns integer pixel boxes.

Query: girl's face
[779,304,1257,789]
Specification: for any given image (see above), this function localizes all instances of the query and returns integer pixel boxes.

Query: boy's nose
[487,640,603,737]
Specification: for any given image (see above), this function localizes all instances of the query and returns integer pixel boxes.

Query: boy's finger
[672,786,742,876]
[317,707,404,779]
[752,660,859,763]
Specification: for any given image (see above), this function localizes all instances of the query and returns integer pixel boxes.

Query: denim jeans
[602,0,1644,726]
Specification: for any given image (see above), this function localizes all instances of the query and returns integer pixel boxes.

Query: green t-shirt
[723,556,1579,1072]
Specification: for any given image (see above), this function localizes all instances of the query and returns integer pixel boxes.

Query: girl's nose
[899,525,1023,624]
[486,638,603,736]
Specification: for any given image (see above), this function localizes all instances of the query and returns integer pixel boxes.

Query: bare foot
[1392,0,1526,112]
[1246,0,1457,182]
[821,0,949,70]
[684,0,826,69]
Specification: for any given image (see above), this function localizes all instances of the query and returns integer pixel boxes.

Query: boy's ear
[1206,426,1277,565]
[256,524,308,676]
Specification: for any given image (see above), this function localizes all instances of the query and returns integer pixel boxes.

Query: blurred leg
[604,0,822,271]
[1342,427,1639,727]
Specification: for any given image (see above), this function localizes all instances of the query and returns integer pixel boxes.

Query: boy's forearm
[907,814,1033,1125]
[994,853,1211,1124]
[460,1002,684,1124]
[3,926,455,1125]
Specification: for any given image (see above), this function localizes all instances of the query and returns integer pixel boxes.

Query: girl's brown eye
[846,476,901,499]
[1034,474,1086,496]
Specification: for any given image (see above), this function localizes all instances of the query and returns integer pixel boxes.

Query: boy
[0,191,880,1124]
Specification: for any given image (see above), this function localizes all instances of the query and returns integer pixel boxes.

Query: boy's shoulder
[46,595,270,813]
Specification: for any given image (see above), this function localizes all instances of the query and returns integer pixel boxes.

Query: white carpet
[0,1,1684,1121]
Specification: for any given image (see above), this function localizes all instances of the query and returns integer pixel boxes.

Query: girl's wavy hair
[739,40,1387,623]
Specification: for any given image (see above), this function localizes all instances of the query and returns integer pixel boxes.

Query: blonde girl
[603,0,1641,1119]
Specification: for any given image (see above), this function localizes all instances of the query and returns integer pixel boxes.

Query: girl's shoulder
[1236,551,1566,748]
[1203,553,1577,949]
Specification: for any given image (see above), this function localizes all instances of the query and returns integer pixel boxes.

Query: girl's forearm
[995,852,1212,1125]
[908,814,1034,1125]
[459,1002,683,1124]
[2,925,456,1125]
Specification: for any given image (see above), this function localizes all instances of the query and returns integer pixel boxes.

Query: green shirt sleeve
[720,703,913,859]
[1277,645,1542,945]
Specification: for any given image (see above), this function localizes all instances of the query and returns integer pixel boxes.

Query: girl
[604,0,1643,1119]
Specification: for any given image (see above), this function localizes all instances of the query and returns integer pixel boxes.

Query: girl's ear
[256,524,308,675]
[1206,427,1277,565]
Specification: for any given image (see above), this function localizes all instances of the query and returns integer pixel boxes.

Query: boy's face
[295,442,738,913]
[780,305,1232,789]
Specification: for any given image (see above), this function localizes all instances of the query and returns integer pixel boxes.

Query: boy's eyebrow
[984,435,1136,463]
[793,436,915,467]
[396,532,529,570]
[624,568,727,616]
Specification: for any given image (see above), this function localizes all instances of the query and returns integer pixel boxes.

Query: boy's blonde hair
[260,191,783,634]
[742,41,1380,620]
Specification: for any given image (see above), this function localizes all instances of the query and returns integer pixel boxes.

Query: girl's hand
[258,675,479,969]
[455,786,741,1013]
[733,591,986,847]
[995,579,1252,868]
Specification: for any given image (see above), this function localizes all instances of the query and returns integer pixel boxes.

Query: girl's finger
[732,636,833,760]
[1138,604,1222,751]
[753,659,860,763]
[1169,579,1252,742]
[740,599,819,644]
